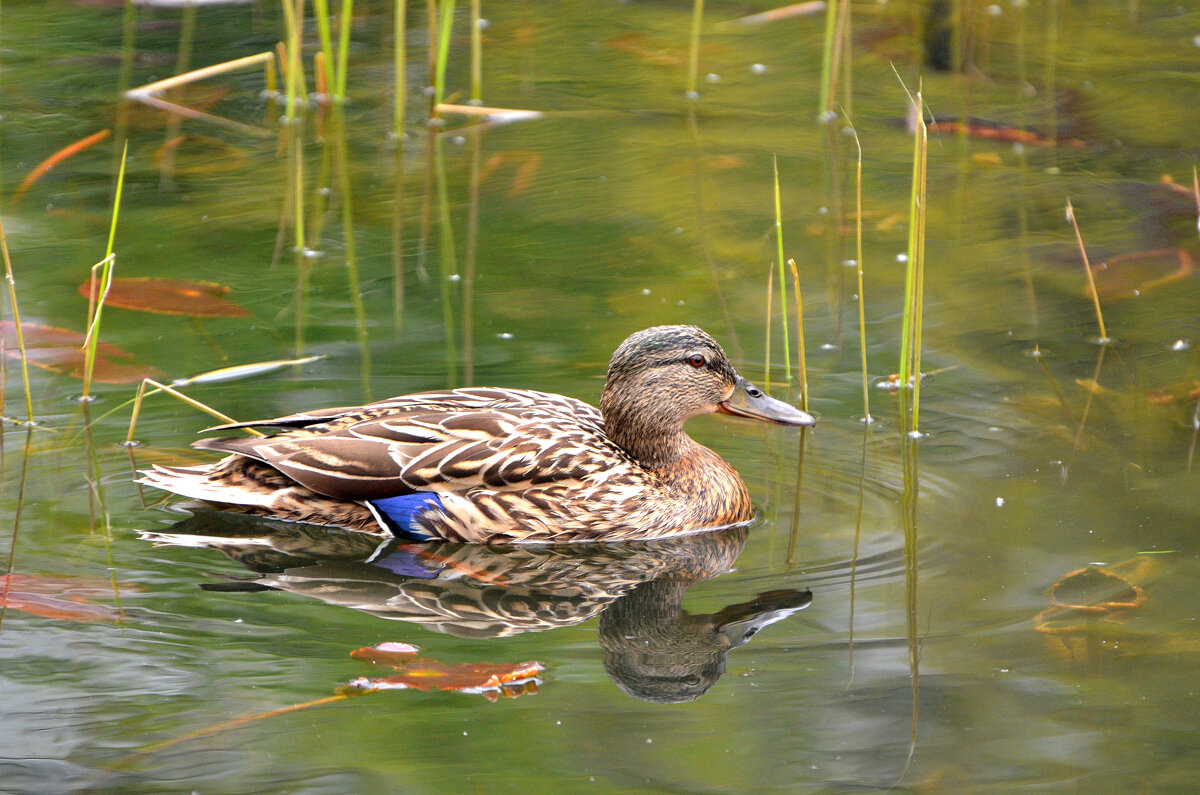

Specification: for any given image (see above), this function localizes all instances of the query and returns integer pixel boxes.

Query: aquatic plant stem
[433,135,459,384]
[763,268,773,393]
[394,0,406,138]
[469,0,481,102]
[773,156,791,382]
[126,378,263,445]
[686,0,704,97]
[1065,200,1108,342]
[817,0,837,118]
[0,216,33,424]
[843,113,869,421]
[314,0,337,97]
[82,142,128,400]
[434,0,455,110]
[335,0,354,101]
[787,259,808,412]
[898,84,927,434]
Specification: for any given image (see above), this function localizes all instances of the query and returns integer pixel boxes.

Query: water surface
[2,1,1199,791]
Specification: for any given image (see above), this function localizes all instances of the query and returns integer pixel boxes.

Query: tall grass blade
[787,259,808,412]
[898,85,927,434]
[394,0,407,139]
[81,142,128,400]
[126,378,264,446]
[1065,200,1108,343]
[773,156,791,382]
[433,136,458,385]
[0,217,33,424]
[314,0,337,98]
[434,0,455,110]
[843,113,870,421]
[335,0,354,101]
[763,268,773,393]
[816,0,837,118]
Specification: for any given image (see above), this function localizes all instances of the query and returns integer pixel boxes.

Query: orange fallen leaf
[13,129,112,203]
[0,573,134,623]
[78,278,249,318]
[346,643,543,698]
[0,321,160,384]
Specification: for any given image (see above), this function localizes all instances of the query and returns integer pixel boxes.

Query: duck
[140,325,814,543]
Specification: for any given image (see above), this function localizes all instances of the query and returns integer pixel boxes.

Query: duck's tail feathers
[138,464,276,509]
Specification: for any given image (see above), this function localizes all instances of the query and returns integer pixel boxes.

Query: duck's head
[600,325,814,466]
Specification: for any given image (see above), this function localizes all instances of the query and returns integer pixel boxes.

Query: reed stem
[81,142,128,400]
[0,216,33,424]
[686,0,704,97]
[1065,200,1108,343]
[773,155,791,381]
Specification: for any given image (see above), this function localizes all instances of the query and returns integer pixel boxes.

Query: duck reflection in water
[141,511,812,703]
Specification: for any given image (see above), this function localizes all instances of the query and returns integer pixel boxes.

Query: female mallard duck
[141,325,814,543]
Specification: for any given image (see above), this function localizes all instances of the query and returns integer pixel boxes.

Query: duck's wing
[193,397,625,502]
[204,388,603,433]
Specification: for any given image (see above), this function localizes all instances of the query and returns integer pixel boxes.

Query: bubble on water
[750,63,767,75]
[1171,339,1190,351]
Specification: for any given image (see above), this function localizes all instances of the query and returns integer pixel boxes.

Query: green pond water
[2,0,1200,791]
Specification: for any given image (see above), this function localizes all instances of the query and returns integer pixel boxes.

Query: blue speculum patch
[368,493,445,539]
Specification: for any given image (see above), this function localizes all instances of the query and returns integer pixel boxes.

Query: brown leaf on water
[78,278,250,317]
[0,321,160,384]
[1087,247,1195,301]
[607,33,683,66]
[346,643,543,698]
[0,573,134,623]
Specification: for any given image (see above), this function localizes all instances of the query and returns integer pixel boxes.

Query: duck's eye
[687,354,707,368]
[746,386,762,398]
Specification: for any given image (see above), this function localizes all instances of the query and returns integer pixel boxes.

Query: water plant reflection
[141,514,812,703]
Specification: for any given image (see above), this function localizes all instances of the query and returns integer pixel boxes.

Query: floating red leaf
[0,573,133,623]
[345,643,543,699]
[0,321,160,384]
[78,278,249,318]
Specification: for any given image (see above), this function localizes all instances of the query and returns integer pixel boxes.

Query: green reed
[434,0,455,109]
[763,268,773,392]
[773,156,791,382]
[0,215,33,424]
[394,0,407,138]
[898,88,927,434]
[314,0,337,97]
[787,259,808,412]
[817,0,852,120]
[335,0,353,101]
[844,116,870,421]
[81,142,128,401]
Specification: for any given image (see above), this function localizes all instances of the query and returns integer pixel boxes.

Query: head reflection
[142,512,812,703]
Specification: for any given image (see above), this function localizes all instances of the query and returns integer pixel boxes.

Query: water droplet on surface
[750,63,767,74]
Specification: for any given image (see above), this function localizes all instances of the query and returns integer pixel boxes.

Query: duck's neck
[600,392,694,470]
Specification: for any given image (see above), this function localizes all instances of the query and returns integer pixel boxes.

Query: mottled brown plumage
[140,325,814,543]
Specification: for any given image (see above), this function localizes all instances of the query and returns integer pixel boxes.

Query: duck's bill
[718,377,815,426]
